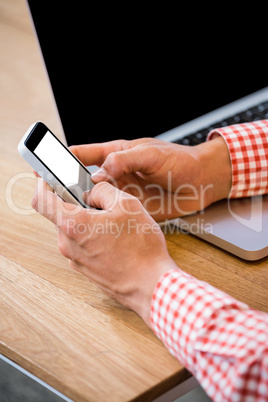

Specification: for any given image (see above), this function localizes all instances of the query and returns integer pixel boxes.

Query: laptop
[26,1,268,260]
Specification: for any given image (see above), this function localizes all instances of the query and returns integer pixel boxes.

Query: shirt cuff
[207,120,268,198]
[150,269,247,371]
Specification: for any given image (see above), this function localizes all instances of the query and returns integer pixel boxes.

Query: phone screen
[28,126,93,205]
[34,131,81,186]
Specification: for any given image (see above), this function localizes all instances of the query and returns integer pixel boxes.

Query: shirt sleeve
[150,120,268,400]
[151,269,268,401]
[207,120,268,198]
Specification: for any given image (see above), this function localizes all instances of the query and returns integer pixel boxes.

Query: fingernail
[82,190,90,202]
[91,167,107,181]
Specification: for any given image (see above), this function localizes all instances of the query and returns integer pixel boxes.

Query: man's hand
[32,179,177,326]
[70,136,231,221]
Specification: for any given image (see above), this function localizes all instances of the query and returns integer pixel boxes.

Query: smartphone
[18,121,94,208]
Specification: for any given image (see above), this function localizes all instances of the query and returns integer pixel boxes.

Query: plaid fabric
[208,120,268,198]
[151,269,268,401]
[151,122,268,401]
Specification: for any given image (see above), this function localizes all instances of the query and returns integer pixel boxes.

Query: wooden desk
[0,1,268,401]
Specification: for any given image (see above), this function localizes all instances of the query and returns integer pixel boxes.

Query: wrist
[195,136,232,205]
[131,257,178,327]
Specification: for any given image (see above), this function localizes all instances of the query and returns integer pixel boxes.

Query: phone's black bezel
[24,122,91,207]
[25,122,90,173]
[24,122,48,151]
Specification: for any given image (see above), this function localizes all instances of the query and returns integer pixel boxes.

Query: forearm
[207,120,268,198]
[194,136,232,205]
[193,119,268,207]
[149,120,268,400]
[151,268,268,401]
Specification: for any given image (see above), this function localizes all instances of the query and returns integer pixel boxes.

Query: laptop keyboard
[173,100,268,146]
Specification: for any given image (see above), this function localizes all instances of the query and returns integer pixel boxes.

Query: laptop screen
[27,2,267,146]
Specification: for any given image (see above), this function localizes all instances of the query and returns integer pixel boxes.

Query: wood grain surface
[0,1,267,401]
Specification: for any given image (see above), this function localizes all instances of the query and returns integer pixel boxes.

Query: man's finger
[32,179,81,226]
[69,140,129,167]
[90,146,155,183]
[83,181,134,212]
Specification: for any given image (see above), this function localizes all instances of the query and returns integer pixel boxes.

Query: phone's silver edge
[156,86,268,142]
[18,122,91,209]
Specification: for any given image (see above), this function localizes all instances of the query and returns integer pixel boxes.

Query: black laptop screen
[27,2,267,146]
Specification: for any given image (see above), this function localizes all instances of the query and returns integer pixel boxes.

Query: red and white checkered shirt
[207,120,268,198]
[151,120,268,401]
